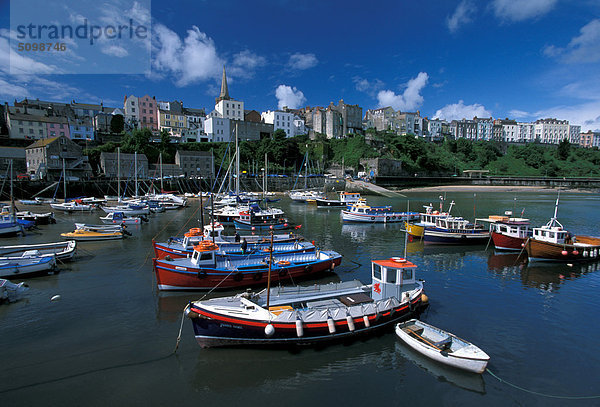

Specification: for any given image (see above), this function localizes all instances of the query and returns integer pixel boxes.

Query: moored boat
[0,240,76,261]
[314,192,363,208]
[477,214,531,251]
[342,203,419,223]
[50,201,95,212]
[184,256,426,347]
[61,226,125,241]
[423,216,489,245]
[153,241,341,291]
[405,202,454,238]
[0,278,28,303]
[0,255,56,278]
[395,319,490,374]
[524,196,600,262]
[100,211,147,225]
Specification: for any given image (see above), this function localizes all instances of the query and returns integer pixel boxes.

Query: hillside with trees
[84,128,600,178]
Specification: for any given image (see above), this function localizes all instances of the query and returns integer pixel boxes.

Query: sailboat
[288,150,325,203]
[49,158,95,212]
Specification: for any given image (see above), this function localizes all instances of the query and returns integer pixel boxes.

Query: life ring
[253,271,263,281]
[195,240,218,251]
[304,264,313,273]
[263,247,273,252]
[197,270,207,279]
[233,272,243,281]
[185,227,203,237]
[277,260,291,266]
[391,257,407,263]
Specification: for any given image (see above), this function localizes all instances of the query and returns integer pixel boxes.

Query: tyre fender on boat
[197,270,207,279]
[295,317,304,337]
[233,272,243,281]
[278,269,287,277]
[304,264,312,273]
[253,271,262,281]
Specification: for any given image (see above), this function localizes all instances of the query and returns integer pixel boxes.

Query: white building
[427,118,446,139]
[534,119,569,144]
[501,120,518,142]
[204,117,231,142]
[568,125,581,144]
[214,67,244,120]
[261,110,295,137]
[475,118,494,141]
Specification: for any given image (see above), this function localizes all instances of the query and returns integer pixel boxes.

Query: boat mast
[159,152,163,193]
[304,151,308,190]
[134,151,138,198]
[62,157,66,201]
[266,231,274,308]
[9,160,15,215]
[117,147,121,201]
[235,122,240,197]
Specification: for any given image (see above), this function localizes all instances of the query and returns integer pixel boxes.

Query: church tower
[215,66,230,104]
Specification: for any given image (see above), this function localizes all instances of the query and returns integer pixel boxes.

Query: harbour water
[1,191,600,406]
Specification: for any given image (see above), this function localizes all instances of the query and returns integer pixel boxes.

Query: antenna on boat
[404,200,409,259]
[266,230,274,309]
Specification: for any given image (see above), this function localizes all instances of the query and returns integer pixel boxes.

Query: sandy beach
[396,185,597,193]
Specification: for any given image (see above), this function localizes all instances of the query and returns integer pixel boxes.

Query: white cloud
[543,19,600,63]
[492,0,557,22]
[0,32,59,75]
[0,77,30,99]
[377,72,429,111]
[534,101,600,132]
[229,50,266,79]
[353,76,384,96]
[447,0,476,33]
[152,24,223,87]
[275,85,306,109]
[288,53,318,70]
[509,109,532,119]
[102,45,129,58]
[434,100,491,120]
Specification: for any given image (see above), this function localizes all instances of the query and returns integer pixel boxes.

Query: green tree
[557,139,570,160]
[110,114,124,134]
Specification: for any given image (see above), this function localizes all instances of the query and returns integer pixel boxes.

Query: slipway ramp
[347,180,406,198]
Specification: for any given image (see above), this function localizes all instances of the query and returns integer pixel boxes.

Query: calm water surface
[1,191,600,406]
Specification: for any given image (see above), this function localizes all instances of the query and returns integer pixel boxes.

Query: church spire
[216,66,230,103]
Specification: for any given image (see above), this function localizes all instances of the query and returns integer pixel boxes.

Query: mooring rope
[486,368,600,400]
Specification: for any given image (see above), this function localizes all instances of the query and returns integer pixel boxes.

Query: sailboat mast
[159,152,163,193]
[62,157,66,201]
[134,151,138,197]
[266,231,274,308]
[304,150,307,190]
[117,147,121,200]
[235,122,240,197]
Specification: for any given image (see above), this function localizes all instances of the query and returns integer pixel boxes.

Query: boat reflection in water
[394,342,486,394]
[486,251,600,292]
[340,223,399,244]
[190,340,409,392]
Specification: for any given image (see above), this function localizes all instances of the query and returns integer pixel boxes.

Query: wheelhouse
[371,258,417,301]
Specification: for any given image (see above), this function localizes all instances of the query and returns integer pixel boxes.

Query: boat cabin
[532,226,570,244]
[191,242,219,264]
[348,204,392,214]
[339,192,362,203]
[202,223,225,240]
[491,219,531,238]
[434,216,472,231]
[371,258,417,301]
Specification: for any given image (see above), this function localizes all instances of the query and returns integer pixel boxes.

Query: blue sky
[1,0,599,130]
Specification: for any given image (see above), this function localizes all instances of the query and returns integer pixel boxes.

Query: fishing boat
[50,201,95,212]
[233,208,292,231]
[524,196,600,262]
[153,241,341,291]
[183,256,426,347]
[423,216,489,245]
[153,223,303,259]
[477,213,531,251]
[0,255,56,278]
[314,192,364,208]
[395,319,490,374]
[1,278,28,303]
[100,211,147,225]
[342,203,419,223]
[405,202,454,239]
[0,240,77,261]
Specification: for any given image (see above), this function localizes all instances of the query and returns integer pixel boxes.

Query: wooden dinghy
[395,319,489,374]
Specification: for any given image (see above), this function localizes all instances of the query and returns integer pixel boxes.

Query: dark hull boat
[185,257,427,347]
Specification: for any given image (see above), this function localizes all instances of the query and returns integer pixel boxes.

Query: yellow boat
[405,221,425,238]
[61,229,123,241]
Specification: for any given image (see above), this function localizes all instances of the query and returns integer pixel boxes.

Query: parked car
[16,173,30,180]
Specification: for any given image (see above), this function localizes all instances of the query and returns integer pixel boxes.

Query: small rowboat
[395,319,490,374]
